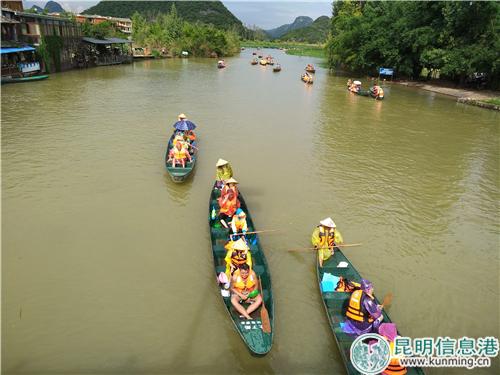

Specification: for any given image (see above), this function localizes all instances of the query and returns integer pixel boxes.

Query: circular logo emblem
[350,333,391,374]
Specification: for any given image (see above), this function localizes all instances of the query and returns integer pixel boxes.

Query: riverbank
[395,81,500,111]
[241,40,325,58]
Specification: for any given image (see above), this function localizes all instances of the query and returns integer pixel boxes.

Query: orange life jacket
[383,342,407,375]
[346,289,374,323]
[231,251,248,267]
[232,269,256,293]
[218,193,239,217]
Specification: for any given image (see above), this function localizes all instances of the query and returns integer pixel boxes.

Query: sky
[23,0,332,30]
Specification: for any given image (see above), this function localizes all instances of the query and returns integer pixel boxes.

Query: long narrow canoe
[317,249,425,375]
[1,74,49,84]
[164,134,197,182]
[208,184,274,355]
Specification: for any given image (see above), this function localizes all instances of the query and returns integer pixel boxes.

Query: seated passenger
[218,183,240,227]
[224,238,252,276]
[168,141,191,168]
[343,279,384,336]
[231,263,262,320]
[231,209,248,238]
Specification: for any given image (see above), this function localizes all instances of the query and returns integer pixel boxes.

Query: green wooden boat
[164,134,197,183]
[317,248,425,375]
[1,74,49,84]
[208,184,274,355]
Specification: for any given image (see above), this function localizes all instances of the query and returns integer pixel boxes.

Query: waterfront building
[75,14,132,34]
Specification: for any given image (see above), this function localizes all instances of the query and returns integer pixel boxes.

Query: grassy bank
[481,97,500,106]
[242,40,325,58]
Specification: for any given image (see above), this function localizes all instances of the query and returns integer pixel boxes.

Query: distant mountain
[30,5,44,13]
[45,1,65,13]
[82,1,244,31]
[279,16,330,43]
[265,16,313,39]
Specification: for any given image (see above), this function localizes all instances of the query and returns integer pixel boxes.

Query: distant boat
[273,64,281,72]
[259,59,267,66]
[251,58,258,65]
[217,60,226,69]
[305,65,316,73]
[301,73,313,84]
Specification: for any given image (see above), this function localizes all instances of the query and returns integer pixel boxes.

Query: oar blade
[260,306,271,333]
[382,292,393,308]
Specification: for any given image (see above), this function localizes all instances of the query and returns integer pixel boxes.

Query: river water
[2,49,499,374]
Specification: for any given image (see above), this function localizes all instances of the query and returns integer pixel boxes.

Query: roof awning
[1,46,36,54]
[82,37,132,45]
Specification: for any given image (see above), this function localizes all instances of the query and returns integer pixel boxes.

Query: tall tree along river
[2,50,499,374]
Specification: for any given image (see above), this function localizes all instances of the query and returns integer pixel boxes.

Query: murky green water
[2,49,499,374]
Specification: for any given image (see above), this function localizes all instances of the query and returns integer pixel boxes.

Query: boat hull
[317,249,425,374]
[208,185,274,355]
[1,74,49,84]
[165,134,197,182]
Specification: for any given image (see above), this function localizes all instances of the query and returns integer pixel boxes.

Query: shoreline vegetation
[130,4,240,57]
[241,40,325,59]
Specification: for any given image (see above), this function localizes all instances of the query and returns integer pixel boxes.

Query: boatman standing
[343,279,384,336]
[215,158,233,188]
[311,217,343,268]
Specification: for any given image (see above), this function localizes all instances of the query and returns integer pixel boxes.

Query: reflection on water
[2,49,499,374]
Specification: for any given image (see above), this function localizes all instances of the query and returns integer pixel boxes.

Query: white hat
[225,177,238,184]
[178,113,187,119]
[320,217,336,228]
[216,158,228,167]
[232,238,249,251]
[353,80,361,85]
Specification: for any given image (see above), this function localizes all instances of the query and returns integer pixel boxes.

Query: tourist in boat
[347,79,353,89]
[215,158,233,188]
[218,178,240,227]
[311,217,343,267]
[231,208,248,238]
[379,323,408,375]
[350,81,361,93]
[231,263,262,320]
[343,278,384,336]
[371,84,384,100]
[168,140,191,168]
[224,237,252,276]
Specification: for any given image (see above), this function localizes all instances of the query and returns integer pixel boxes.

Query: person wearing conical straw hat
[177,113,187,121]
[215,158,233,188]
[224,237,252,276]
[311,217,343,268]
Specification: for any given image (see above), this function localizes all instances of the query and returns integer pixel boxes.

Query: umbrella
[173,120,196,131]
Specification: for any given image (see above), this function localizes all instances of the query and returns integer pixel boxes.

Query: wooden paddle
[258,276,271,333]
[381,293,393,309]
[231,229,278,236]
[287,243,362,252]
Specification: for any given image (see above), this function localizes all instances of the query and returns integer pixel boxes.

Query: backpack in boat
[335,277,361,292]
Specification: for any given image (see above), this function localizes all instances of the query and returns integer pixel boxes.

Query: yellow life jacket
[173,147,186,160]
[231,251,248,267]
[318,226,335,248]
[233,269,256,293]
[346,289,374,323]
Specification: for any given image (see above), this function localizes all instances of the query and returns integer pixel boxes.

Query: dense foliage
[279,16,330,43]
[327,1,500,88]
[131,5,240,57]
[83,1,244,33]
[81,20,127,39]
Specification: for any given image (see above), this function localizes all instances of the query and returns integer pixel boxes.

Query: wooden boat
[259,59,267,66]
[252,52,257,55]
[208,184,274,355]
[258,54,263,58]
[164,134,197,182]
[217,62,226,69]
[251,59,258,65]
[305,65,316,73]
[317,248,425,375]
[273,64,281,72]
[1,74,48,84]
[301,73,314,84]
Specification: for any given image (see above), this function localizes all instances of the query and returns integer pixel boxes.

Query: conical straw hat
[216,158,228,167]
[232,238,249,251]
[320,217,336,228]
